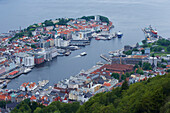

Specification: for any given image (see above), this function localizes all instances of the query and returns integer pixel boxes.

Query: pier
[100,54,112,62]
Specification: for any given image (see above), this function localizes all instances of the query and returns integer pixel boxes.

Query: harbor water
[0,0,170,89]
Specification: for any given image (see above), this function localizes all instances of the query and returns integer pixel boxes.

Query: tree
[142,40,147,44]
[123,50,132,55]
[31,44,37,49]
[121,74,126,80]
[138,61,142,67]
[0,101,6,108]
[125,72,130,77]
[142,62,152,70]
[141,50,145,54]
[136,68,144,75]
[167,45,170,52]
[134,64,139,70]
[34,107,42,113]
[111,73,120,80]
[121,79,129,91]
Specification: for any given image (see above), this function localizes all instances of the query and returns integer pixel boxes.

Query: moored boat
[80,52,87,56]
[23,68,32,74]
[116,31,123,38]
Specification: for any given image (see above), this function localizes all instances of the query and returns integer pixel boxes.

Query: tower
[95,15,100,21]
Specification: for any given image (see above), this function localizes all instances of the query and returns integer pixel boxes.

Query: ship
[142,25,158,40]
[80,52,87,56]
[116,31,123,38]
[23,68,32,74]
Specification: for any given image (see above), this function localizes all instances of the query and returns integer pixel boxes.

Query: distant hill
[10,73,170,113]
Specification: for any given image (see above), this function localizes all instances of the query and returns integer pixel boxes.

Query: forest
[11,73,170,113]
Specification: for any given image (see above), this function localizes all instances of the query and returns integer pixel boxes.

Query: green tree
[33,107,42,113]
[138,61,142,67]
[121,74,126,80]
[121,79,129,91]
[136,68,144,75]
[123,50,132,55]
[111,73,120,80]
[0,101,6,108]
[142,62,152,70]
[167,45,170,52]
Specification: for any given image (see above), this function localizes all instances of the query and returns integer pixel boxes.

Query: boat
[65,51,71,56]
[80,52,87,56]
[116,31,123,38]
[69,46,80,50]
[0,81,7,89]
[95,37,100,40]
[38,80,49,87]
[23,68,32,74]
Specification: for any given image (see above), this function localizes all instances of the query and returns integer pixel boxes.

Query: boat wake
[74,55,81,58]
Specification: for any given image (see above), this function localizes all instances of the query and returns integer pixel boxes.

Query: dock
[100,54,112,62]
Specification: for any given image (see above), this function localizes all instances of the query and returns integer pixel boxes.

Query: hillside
[11,73,170,113]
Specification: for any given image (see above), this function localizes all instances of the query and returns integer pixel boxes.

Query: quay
[100,54,112,62]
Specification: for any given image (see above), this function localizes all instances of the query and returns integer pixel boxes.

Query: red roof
[103,82,111,87]
[30,95,36,100]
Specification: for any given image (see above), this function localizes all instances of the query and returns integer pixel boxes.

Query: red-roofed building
[30,95,36,102]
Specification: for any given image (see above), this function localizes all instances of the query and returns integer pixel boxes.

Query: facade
[24,56,34,67]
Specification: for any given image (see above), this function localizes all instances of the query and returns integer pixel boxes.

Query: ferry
[116,31,123,38]
[80,52,87,56]
[23,68,32,74]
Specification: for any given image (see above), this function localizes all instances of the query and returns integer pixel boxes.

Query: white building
[55,38,69,47]
[95,15,100,21]
[149,57,158,68]
[24,56,35,67]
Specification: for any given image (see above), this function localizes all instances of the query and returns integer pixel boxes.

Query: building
[95,15,100,21]
[124,45,133,51]
[148,57,158,68]
[34,54,44,65]
[145,48,150,55]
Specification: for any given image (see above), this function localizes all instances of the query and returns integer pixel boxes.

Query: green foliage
[138,61,142,67]
[0,101,6,108]
[141,49,145,54]
[33,107,42,113]
[157,62,167,68]
[167,69,170,73]
[123,50,132,55]
[133,64,139,70]
[167,45,170,52]
[111,73,120,80]
[80,16,94,21]
[157,39,170,46]
[121,74,126,81]
[142,40,147,44]
[31,44,37,49]
[100,16,110,24]
[142,62,152,70]
[151,46,163,52]
[136,68,144,75]
[132,48,139,51]
[43,20,54,26]
[56,18,73,25]
[78,73,170,113]
[121,79,129,91]
[125,72,130,77]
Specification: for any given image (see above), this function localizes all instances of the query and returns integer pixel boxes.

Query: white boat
[116,31,123,38]
[80,52,87,56]
[38,80,49,87]
[23,68,32,74]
